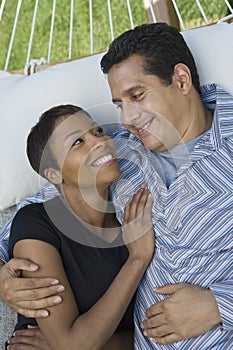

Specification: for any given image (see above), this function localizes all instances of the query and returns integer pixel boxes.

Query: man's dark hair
[27,104,82,178]
[101,22,201,94]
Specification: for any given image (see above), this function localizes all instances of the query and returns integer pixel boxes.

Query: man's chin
[139,136,160,152]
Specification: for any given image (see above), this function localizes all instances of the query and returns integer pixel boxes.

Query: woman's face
[48,110,120,190]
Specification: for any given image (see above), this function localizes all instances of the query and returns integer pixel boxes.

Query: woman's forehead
[54,111,95,134]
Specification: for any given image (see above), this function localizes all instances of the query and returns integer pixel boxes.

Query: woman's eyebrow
[64,122,97,141]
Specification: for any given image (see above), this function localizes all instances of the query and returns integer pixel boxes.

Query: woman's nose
[90,136,105,150]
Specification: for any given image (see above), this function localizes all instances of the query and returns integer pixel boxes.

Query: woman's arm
[14,188,154,350]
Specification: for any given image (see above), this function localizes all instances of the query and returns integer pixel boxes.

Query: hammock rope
[1,0,232,73]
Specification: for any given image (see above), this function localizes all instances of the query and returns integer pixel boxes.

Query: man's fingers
[7,258,39,273]
[5,277,61,292]
[143,324,171,339]
[5,284,64,316]
[13,283,65,301]
[141,313,165,330]
[153,333,181,345]
[17,293,62,310]
[154,283,186,295]
[13,294,63,318]
[145,300,164,318]
[142,324,180,345]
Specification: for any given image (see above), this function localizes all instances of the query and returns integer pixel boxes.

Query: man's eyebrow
[112,85,144,103]
[112,98,122,104]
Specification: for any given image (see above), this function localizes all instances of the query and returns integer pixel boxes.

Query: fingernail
[40,310,49,317]
[57,285,65,292]
[53,296,62,304]
[29,263,38,270]
[140,323,144,329]
[50,279,59,285]
[143,331,148,336]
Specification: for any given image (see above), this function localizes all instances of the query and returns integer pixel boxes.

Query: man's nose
[121,103,141,125]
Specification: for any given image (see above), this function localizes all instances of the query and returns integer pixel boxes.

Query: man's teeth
[94,154,113,166]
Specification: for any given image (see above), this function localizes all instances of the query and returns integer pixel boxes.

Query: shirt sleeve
[0,182,58,262]
[210,279,233,330]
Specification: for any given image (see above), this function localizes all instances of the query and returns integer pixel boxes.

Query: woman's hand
[122,186,154,265]
[7,325,52,350]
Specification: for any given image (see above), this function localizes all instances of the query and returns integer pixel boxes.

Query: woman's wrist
[127,255,150,271]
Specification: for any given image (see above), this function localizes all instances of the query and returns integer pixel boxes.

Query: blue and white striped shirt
[0,84,232,348]
[111,84,233,349]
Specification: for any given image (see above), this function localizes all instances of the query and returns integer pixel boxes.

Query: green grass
[0,0,230,71]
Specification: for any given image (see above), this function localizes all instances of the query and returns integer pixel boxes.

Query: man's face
[107,54,190,152]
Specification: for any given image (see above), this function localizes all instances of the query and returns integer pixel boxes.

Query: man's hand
[141,283,222,345]
[0,258,65,318]
[7,325,51,350]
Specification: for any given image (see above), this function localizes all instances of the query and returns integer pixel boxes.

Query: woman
[7,105,154,350]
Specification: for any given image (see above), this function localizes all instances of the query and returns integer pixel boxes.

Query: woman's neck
[60,184,120,241]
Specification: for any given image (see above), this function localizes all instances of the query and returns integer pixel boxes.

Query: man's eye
[132,92,143,100]
[72,138,83,146]
[95,127,104,136]
[115,103,123,110]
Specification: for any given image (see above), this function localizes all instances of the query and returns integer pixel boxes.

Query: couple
[1,23,233,349]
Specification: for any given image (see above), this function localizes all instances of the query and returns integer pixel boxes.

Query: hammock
[1,0,233,73]
[0,0,233,347]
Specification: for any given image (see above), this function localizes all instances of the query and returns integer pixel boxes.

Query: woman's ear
[44,168,62,185]
[173,63,192,95]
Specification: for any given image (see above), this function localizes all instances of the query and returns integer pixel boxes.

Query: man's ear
[173,63,192,95]
[44,168,62,185]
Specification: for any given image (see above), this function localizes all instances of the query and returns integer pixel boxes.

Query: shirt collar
[202,84,233,150]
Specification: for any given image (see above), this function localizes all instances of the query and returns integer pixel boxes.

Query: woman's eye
[72,138,83,146]
[95,127,104,136]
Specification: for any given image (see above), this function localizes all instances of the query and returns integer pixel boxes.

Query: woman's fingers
[123,186,148,224]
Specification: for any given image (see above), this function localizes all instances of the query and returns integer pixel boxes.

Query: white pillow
[0,23,233,210]
[181,22,233,95]
[0,53,119,210]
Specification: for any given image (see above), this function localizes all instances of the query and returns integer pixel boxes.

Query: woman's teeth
[93,154,113,166]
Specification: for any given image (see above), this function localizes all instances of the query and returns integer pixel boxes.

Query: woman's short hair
[27,104,82,177]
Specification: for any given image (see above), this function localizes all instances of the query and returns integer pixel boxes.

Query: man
[1,23,233,349]
[100,23,233,349]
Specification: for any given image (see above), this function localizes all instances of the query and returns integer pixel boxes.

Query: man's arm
[0,182,64,318]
